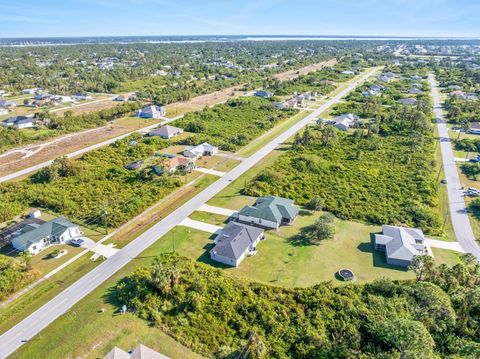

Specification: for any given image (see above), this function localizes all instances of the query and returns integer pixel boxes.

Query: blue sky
[0,0,479,38]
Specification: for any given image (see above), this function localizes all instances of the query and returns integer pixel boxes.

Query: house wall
[238,215,278,229]
[386,257,411,268]
[210,252,243,267]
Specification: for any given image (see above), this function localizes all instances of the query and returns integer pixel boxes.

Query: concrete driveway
[179,218,222,234]
[80,237,119,259]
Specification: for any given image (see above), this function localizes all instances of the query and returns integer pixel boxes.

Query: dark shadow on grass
[357,233,408,273]
[196,242,230,269]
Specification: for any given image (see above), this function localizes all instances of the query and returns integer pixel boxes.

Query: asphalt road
[428,74,480,260]
[0,67,379,358]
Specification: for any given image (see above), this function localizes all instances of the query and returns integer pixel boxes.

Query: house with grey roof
[183,142,218,159]
[146,125,183,139]
[104,344,170,359]
[237,195,298,229]
[374,225,432,267]
[2,115,36,129]
[11,217,81,255]
[0,100,17,108]
[397,98,418,105]
[254,90,274,99]
[210,222,265,267]
[408,88,423,95]
[138,105,166,119]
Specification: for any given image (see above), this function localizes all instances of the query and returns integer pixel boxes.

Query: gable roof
[13,217,78,249]
[2,116,34,126]
[185,142,217,155]
[238,196,298,223]
[104,347,130,359]
[148,125,183,138]
[397,98,417,105]
[130,344,170,359]
[140,105,165,117]
[211,222,264,261]
[377,225,429,262]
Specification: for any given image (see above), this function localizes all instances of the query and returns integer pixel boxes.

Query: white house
[0,108,8,116]
[2,116,35,129]
[183,142,218,159]
[237,196,298,229]
[210,222,264,267]
[146,125,183,139]
[11,217,81,255]
[71,93,93,101]
[333,113,358,131]
[138,105,166,119]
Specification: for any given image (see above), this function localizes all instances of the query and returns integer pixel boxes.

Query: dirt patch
[53,99,118,116]
[274,59,338,82]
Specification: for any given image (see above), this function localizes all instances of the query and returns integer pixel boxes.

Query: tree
[308,197,323,211]
[303,213,335,244]
[19,251,33,271]
[409,255,435,282]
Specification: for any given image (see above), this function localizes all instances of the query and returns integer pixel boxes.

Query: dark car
[70,238,85,247]
[441,179,447,184]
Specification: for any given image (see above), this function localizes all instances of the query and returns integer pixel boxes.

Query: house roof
[376,225,430,262]
[238,195,298,223]
[104,347,130,359]
[130,344,170,359]
[104,345,170,359]
[140,105,165,117]
[471,122,480,130]
[397,98,417,105]
[148,125,183,138]
[210,222,264,261]
[185,142,217,155]
[2,116,34,126]
[13,217,78,249]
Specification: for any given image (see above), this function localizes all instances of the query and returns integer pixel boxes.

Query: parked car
[70,238,85,247]
[441,179,447,184]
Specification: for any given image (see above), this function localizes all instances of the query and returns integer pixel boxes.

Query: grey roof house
[104,344,170,359]
[397,98,418,105]
[146,125,183,139]
[210,222,265,267]
[254,90,274,99]
[238,195,298,229]
[138,105,166,119]
[11,217,81,255]
[374,225,432,267]
[2,115,36,129]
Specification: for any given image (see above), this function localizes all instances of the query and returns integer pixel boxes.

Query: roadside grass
[214,159,241,172]
[0,254,101,336]
[10,226,208,359]
[456,168,480,241]
[236,110,312,157]
[188,211,230,226]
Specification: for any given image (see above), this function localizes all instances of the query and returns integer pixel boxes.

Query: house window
[32,246,36,251]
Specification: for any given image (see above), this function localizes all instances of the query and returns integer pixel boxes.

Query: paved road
[0,67,379,358]
[429,74,480,260]
[0,115,181,183]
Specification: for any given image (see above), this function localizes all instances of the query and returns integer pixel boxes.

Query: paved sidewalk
[425,238,466,253]
[198,204,236,217]
[179,218,223,234]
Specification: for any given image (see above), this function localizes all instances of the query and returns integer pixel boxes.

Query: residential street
[0,67,379,358]
[428,74,480,260]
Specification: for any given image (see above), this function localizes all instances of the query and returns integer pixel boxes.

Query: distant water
[0,35,477,47]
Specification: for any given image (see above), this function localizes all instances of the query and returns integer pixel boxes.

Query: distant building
[183,142,218,159]
[2,115,35,129]
[374,225,432,267]
[210,222,265,267]
[237,195,298,229]
[146,125,183,139]
[408,88,423,95]
[11,217,81,255]
[469,122,480,135]
[0,108,8,116]
[341,70,355,75]
[410,75,423,81]
[104,344,170,359]
[71,93,93,101]
[124,160,144,170]
[138,105,166,119]
[333,113,359,131]
[397,98,418,105]
[254,90,274,99]
[0,100,16,108]
[22,88,43,95]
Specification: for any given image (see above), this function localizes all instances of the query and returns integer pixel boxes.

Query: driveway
[80,238,119,259]
[425,238,465,253]
[429,74,480,260]
[179,218,223,234]
[198,204,236,217]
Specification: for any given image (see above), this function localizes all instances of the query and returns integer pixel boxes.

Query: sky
[0,0,479,38]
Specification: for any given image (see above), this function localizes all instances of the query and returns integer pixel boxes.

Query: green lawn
[188,211,230,226]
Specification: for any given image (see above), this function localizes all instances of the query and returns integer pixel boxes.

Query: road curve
[428,74,480,260]
[0,67,379,358]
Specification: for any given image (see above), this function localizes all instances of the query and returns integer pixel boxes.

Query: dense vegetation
[0,134,181,228]
[173,97,297,151]
[115,253,480,358]
[245,72,439,232]
[0,255,38,301]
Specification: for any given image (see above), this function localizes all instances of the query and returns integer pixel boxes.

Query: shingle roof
[104,347,130,359]
[13,217,77,249]
[130,344,170,359]
[185,142,217,156]
[147,125,183,138]
[377,225,430,262]
[210,222,264,261]
[238,196,298,223]
[140,105,165,117]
